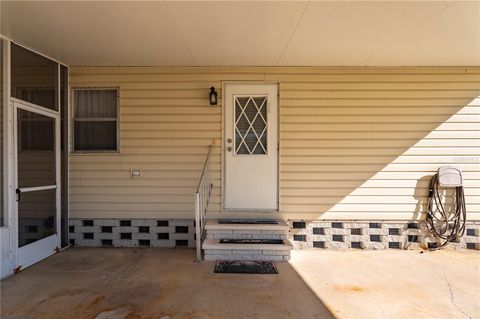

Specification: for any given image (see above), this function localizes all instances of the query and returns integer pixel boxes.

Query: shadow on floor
[1,248,335,319]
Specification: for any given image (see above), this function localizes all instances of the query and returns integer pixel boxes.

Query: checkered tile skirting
[69,219,195,248]
[289,220,480,250]
[68,218,479,250]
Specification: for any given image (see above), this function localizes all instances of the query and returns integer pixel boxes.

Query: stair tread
[203,239,293,251]
[205,220,289,231]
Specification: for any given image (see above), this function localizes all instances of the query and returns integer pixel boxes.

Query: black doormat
[218,220,279,225]
[214,260,278,274]
[219,238,284,245]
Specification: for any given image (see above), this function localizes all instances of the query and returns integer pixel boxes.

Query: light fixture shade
[210,87,218,105]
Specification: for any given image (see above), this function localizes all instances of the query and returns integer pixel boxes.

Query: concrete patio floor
[0,248,478,319]
[290,249,479,319]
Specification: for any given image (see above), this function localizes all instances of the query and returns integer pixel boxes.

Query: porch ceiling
[1,1,479,67]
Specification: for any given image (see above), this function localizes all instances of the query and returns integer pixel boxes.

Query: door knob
[227,147,232,152]
[227,138,232,143]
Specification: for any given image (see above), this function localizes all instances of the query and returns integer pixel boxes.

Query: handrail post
[195,191,201,262]
[194,145,213,263]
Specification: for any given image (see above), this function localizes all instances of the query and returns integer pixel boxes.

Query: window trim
[71,87,120,154]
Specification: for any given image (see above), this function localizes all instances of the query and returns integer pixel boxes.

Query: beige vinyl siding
[0,43,3,224]
[69,67,480,221]
[0,81,3,224]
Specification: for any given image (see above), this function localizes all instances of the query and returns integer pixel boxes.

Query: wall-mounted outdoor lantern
[209,86,218,106]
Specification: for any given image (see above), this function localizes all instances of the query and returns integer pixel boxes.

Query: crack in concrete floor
[443,268,473,319]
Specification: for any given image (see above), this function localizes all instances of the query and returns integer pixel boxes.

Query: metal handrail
[195,145,213,262]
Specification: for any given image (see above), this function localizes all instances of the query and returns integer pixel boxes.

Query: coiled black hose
[426,173,467,248]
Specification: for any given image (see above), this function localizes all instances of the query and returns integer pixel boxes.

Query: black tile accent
[120,233,132,240]
[102,239,113,246]
[176,240,188,247]
[175,226,189,233]
[293,234,306,242]
[389,242,401,249]
[69,239,76,246]
[332,234,343,242]
[331,222,343,229]
[313,241,325,248]
[408,235,419,243]
[158,233,169,240]
[83,233,94,239]
[313,227,324,235]
[370,235,381,242]
[466,243,477,250]
[69,226,75,233]
[120,220,131,227]
[466,229,476,236]
[157,220,169,227]
[101,226,113,233]
[389,228,400,236]
[451,237,461,243]
[351,242,362,249]
[139,226,150,233]
[82,220,94,227]
[407,223,419,229]
[26,225,38,233]
[292,221,306,229]
[350,228,362,235]
[369,223,381,229]
[139,239,150,247]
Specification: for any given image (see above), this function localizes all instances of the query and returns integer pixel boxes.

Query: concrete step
[205,219,289,231]
[205,219,289,240]
[203,238,292,262]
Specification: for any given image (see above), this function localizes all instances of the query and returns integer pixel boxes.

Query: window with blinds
[73,89,119,152]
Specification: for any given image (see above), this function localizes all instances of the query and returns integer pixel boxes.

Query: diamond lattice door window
[234,96,268,155]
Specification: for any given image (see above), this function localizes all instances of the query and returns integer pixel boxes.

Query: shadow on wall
[283,93,480,221]
[412,175,433,221]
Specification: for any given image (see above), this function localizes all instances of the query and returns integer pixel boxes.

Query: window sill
[70,151,120,155]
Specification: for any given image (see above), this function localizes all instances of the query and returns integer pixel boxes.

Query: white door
[13,100,60,271]
[224,84,278,211]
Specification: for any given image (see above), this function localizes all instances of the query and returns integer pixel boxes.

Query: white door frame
[11,98,61,271]
[221,82,280,212]
[1,37,13,278]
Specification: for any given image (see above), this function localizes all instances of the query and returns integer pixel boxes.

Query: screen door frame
[12,97,61,271]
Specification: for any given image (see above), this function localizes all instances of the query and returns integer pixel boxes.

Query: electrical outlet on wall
[130,169,141,177]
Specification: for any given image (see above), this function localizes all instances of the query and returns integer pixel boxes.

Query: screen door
[14,100,60,270]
